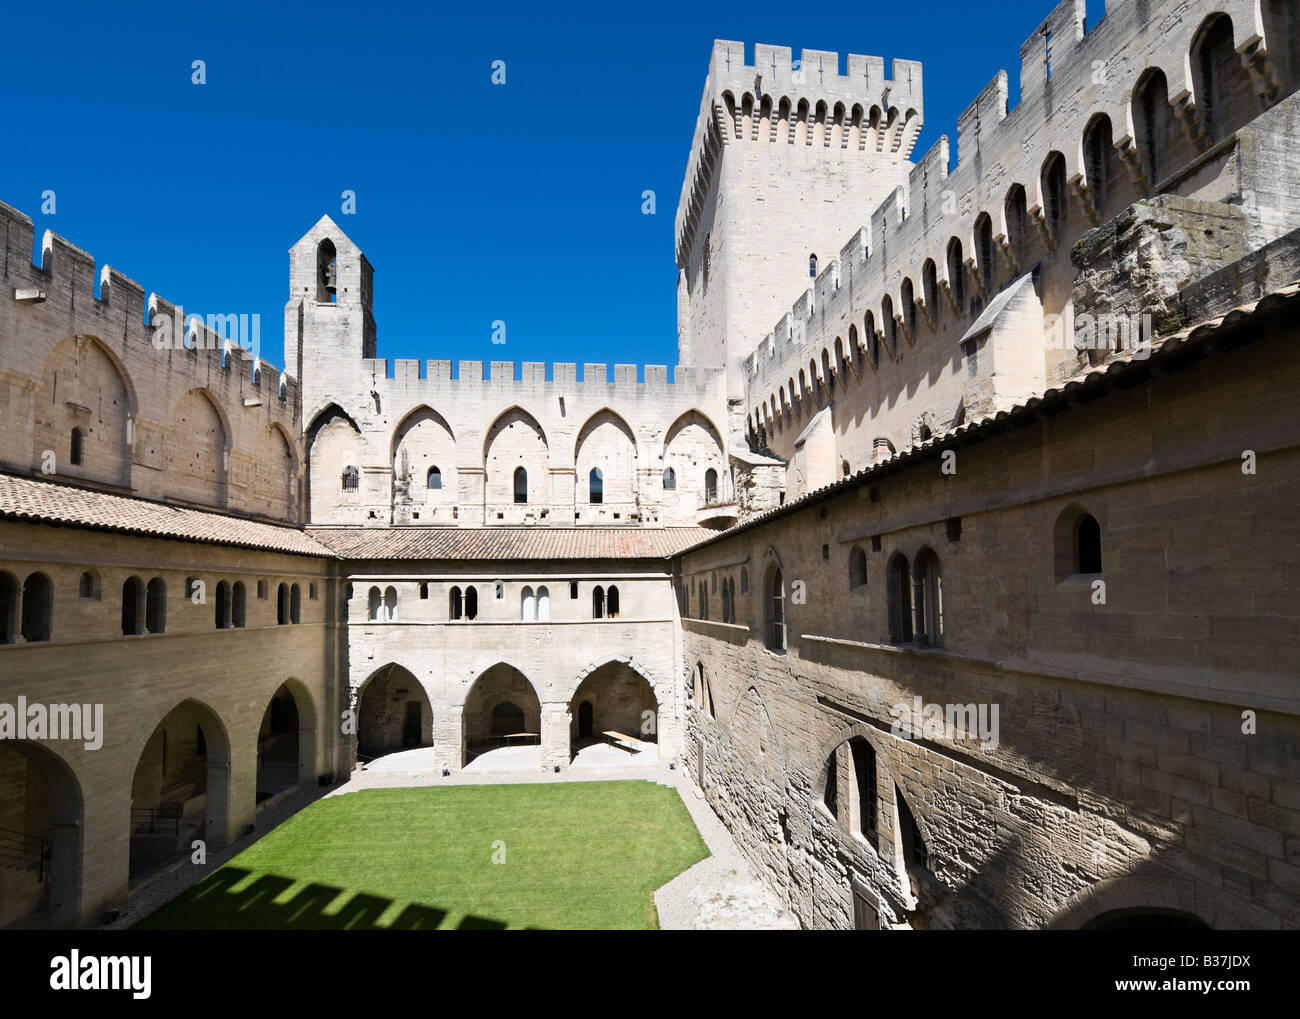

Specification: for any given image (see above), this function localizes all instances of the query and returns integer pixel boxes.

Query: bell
[323,261,337,295]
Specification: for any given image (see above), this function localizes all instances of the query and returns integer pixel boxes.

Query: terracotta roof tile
[0,473,333,556]
[307,526,711,561]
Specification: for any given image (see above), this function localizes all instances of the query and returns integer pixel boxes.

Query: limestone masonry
[1,0,1298,929]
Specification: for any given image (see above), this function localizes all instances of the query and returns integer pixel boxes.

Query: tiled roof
[0,473,334,556]
[307,526,711,561]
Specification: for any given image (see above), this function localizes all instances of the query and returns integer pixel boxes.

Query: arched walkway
[567,661,659,766]
[129,700,231,879]
[356,664,432,762]
[462,663,542,768]
[0,741,83,928]
[256,679,318,800]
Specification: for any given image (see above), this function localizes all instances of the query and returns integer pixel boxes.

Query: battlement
[675,40,925,266]
[357,358,722,392]
[0,200,301,406]
[740,0,1283,408]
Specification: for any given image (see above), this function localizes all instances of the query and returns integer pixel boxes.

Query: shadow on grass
[132,866,512,931]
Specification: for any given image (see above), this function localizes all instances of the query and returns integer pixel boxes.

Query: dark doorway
[578,700,593,738]
[402,701,423,748]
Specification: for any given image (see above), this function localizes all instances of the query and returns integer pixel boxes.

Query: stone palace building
[1,0,1297,930]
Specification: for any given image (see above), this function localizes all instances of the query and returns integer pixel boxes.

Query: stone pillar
[540,703,570,772]
[435,708,462,772]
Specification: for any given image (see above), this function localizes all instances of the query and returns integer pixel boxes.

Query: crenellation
[956,71,1010,169]
[1018,0,1088,107]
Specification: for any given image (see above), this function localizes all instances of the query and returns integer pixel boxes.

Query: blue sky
[0,0,1102,375]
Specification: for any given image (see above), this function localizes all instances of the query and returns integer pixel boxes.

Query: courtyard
[132,781,709,930]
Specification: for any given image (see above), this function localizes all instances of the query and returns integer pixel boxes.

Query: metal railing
[697,479,737,510]
[0,826,50,882]
[130,807,181,837]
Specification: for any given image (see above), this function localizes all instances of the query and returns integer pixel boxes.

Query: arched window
[70,427,83,466]
[513,467,528,504]
[341,465,359,492]
[316,238,338,302]
[0,572,18,644]
[21,572,53,643]
[764,567,786,652]
[464,586,478,620]
[522,585,535,621]
[897,786,929,869]
[536,586,550,621]
[214,580,231,631]
[849,737,877,837]
[901,278,917,336]
[1084,115,1113,213]
[809,253,818,278]
[887,554,912,644]
[1193,15,1235,142]
[607,585,619,618]
[720,578,730,623]
[145,577,166,634]
[1043,152,1068,237]
[232,581,246,628]
[947,239,965,308]
[369,586,382,621]
[449,586,463,620]
[383,585,396,623]
[704,468,718,503]
[1005,185,1028,265]
[663,467,676,489]
[291,583,302,624]
[123,576,144,636]
[592,585,606,619]
[849,546,867,589]
[922,260,939,321]
[740,567,749,595]
[1133,70,1168,186]
[698,579,708,621]
[913,549,943,647]
[277,583,289,625]
[427,466,442,490]
[589,467,603,504]
[1055,506,1103,580]
[976,215,994,290]
[78,570,99,600]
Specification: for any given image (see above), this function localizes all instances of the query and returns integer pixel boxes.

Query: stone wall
[676,305,1300,929]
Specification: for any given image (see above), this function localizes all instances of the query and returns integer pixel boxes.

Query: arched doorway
[0,741,83,928]
[130,701,230,879]
[356,664,432,762]
[568,661,659,763]
[1081,909,1211,930]
[256,681,318,801]
[462,664,542,766]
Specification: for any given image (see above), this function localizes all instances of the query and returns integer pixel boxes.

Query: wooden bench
[602,730,648,754]
[500,731,538,748]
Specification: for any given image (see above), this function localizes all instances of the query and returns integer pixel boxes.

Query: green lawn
[133,781,709,930]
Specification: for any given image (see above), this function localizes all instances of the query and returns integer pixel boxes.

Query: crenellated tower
[674,41,924,397]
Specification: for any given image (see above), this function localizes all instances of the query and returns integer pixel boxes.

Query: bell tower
[284,215,376,420]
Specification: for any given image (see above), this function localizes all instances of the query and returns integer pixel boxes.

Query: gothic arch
[34,334,137,488]
[1048,875,1210,930]
[564,654,665,706]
